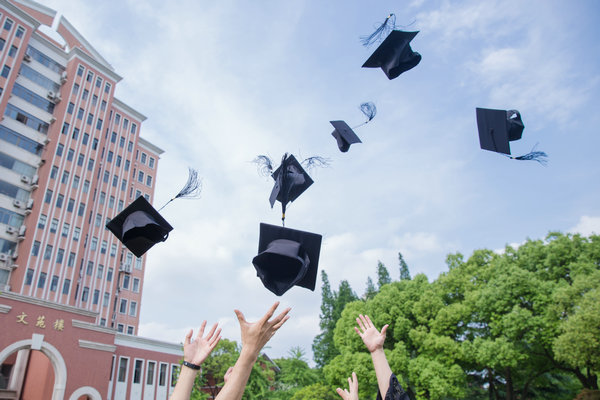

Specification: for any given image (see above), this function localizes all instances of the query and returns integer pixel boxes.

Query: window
[101,100,106,111]
[135,190,141,199]
[56,194,64,208]
[107,267,113,282]
[83,133,89,145]
[67,252,75,267]
[77,65,84,76]
[103,292,109,307]
[67,102,74,114]
[16,26,24,38]
[37,272,46,289]
[123,119,129,130]
[119,136,125,148]
[56,144,64,156]
[146,175,152,187]
[62,223,69,237]
[117,324,124,333]
[38,214,47,229]
[121,179,127,191]
[44,245,53,260]
[77,108,84,120]
[135,257,143,270]
[110,244,117,257]
[72,128,79,140]
[122,275,130,290]
[100,240,107,254]
[91,237,98,250]
[96,264,104,279]
[1,65,10,78]
[127,326,134,335]
[96,118,102,130]
[67,198,74,212]
[105,82,111,93]
[141,153,147,164]
[92,138,98,150]
[100,318,106,326]
[87,159,94,171]
[82,89,88,100]
[92,289,99,305]
[95,213,102,227]
[78,202,85,217]
[96,76,102,88]
[118,200,123,211]
[86,261,93,276]
[61,171,69,184]
[137,171,144,182]
[129,301,137,317]
[125,160,130,171]
[128,141,133,152]
[62,279,70,295]
[159,363,167,386]
[56,248,64,263]
[131,123,137,134]
[81,287,89,302]
[147,362,155,385]
[149,157,155,168]
[103,170,109,183]
[112,175,118,187]
[8,45,17,57]
[134,360,143,384]
[25,268,34,285]
[50,275,59,292]
[50,218,58,233]
[171,365,178,388]
[119,299,127,314]
[109,196,115,209]
[72,84,79,95]
[73,227,80,241]
[73,175,80,188]
[133,278,140,293]
[66,149,74,161]
[99,192,106,205]
[83,180,90,193]
[3,19,13,31]
[117,358,128,382]
[0,38,4,51]
[111,131,117,143]
[86,71,93,82]
[62,122,70,134]
[92,95,97,106]
[87,113,93,125]
[50,166,58,179]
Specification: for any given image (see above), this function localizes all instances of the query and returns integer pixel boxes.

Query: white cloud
[569,216,600,236]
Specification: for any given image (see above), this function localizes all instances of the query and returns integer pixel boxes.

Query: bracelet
[183,361,201,370]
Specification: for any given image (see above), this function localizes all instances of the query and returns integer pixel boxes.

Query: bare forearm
[215,349,258,400]
[169,366,198,400]
[371,348,392,397]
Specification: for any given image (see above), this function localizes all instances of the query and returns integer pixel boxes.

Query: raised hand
[354,314,388,353]
[234,301,291,357]
[183,320,221,366]
[336,371,359,400]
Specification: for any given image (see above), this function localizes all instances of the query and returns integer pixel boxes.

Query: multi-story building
[0,1,182,399]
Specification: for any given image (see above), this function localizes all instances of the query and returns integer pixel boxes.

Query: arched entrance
[0,335,67,400]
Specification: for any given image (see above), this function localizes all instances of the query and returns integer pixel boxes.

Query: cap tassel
[352,102,377,129]
[252,155,274,176]
[301,156,330,172]
[157,167,202,211]
[510,144,548,165]
[361,13,396,47]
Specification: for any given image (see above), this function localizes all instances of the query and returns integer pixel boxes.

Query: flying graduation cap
[476,107,548,165]
[253,153,328,226]
[361,14,421,80]
[331,102,377,152]
[106,168,202,257]
[252,222,322,296]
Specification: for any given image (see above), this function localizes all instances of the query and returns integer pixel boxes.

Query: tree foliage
[399,252,411,281]
[377,260,392,289]
[319,232,600,399]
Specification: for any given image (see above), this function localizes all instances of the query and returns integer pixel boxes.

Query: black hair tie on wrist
[183,361,201,370]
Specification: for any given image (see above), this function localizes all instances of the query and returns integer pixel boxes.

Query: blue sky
[40,0,600,363]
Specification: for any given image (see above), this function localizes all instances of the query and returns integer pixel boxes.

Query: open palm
[354,314,388,353]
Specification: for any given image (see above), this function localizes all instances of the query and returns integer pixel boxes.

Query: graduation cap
[254,154,328,225]
[361,14,421,80]
[476,107,547,164]
[106,196,173,257]
[252,223,322,296]
[330,102,377,152]
[106,168,202,257]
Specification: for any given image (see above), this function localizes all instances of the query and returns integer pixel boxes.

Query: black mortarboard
[252,223,322,296]
[331,120,362,152]
[362,30,421,80]
[106,196,173,257]
[269,154,313,214]
[476,107,547,164]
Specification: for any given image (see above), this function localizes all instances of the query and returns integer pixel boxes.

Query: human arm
[336,371,359,400]
[169,321,221,400]
[355,314,391,398]
[215,301,291,400]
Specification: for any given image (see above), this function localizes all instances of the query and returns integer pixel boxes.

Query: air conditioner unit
[23,54,31,62]
[60,72,67,84]
[20,175,31,184]
[37,159,46,167]
[43,138,50,145]
[26,199,34,209]
[49,116,56,123]
[5,226,17,234]
[53,95,61,103]
[0,253,8,262]
[13,199,24,208]
[18,225,26,236]
[31,175,39,185]
[47,91,55,100]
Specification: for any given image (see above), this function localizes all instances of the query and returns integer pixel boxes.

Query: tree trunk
[505,368,514,400]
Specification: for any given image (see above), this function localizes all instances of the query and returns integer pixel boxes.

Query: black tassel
[511,144,548,165]
[252,155,274,177]
[301,156,330,172]
[361,13,396,47]
[158,168,202,211]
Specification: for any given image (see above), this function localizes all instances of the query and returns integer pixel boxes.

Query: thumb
[234,309,246,325]
[381,324,389,337]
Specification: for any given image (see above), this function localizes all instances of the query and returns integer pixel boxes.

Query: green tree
[290,383,338,400]
[364,276,377,300]
[377,261,392,289]
[399,252,411,281]
[271,347,319,399]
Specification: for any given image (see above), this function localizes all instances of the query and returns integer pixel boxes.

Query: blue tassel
[510,144,548,165]
[361,14,396,47]
[359,102,377,122]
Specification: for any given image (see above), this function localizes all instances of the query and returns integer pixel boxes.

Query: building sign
[15,311,65,331]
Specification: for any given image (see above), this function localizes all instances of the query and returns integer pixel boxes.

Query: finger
[234,309,246,325]
[354,326,361,337]
[356,315,367,333]
[351,371,358,389]
[270,307,291,325]
[184,329,193,345]
[335,388,347,399]
[260,301,280,323]
[381,324,389,337]
[271,314,290,330]
[197,320,207,340]
[364,314,374,328]
[205,322,218,339]
[209,335,221,349]
[209,328,222,345]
